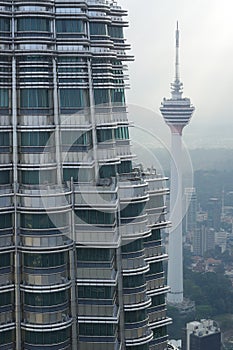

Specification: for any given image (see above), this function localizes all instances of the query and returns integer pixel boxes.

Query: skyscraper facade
[0,1,171,350]
[184,188,197,234]
[160,23,195,304]
[183,320,221,350]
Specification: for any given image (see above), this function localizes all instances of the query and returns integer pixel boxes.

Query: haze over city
[118,0,233,148]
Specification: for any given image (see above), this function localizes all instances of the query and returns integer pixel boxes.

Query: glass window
[78,286,114,299]
[0,132,10,146]
[24,252,67,268]
[127,345,149,350]
[144,229,161,243]
[153,326,167,339]
[24,328,70,344]
[151,294,165,307]
[20,89,51,108]
[61,131,92,146]
[0,89,9,107]
[123,274,146,288]
[97,128,113,143]
[21,213,69,229]
[121,239,143,253]
[0,18,10,32]
[94,89,109,105]
[24,290,68,306]
[75,210,115,225]
[111,89,125,104]
[114,127,129,140]
[0,291,12,306]
[56,19,84,33]
[59,89,89,109]
[0,170,11,184]
[79,323,115,336]
[21,169,56,185]
[21,132,52,146]
[0,214,12,228]
[99,164,116,179]
[77,248,114,262]
[63,168,93,183]
[17,18,50,32]
[120,202,145,218]
[0,253,11,267]
[89,23,106,36]
[58,57,83,63]
[124,309,147,323]
[108,26,123,38]
[117,161,132,174]
[147,262,163,275]
[0,330,14,345]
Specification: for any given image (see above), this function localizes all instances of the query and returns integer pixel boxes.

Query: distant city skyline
[118,0,233,148]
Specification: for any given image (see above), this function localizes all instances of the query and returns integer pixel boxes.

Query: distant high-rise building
[183,320,221,350]
[207,198,221,230]
[215,230,227,253]
[160,23,195,304]
[0,1,171,349]
[184,188,197,234]
[193,224,215,256]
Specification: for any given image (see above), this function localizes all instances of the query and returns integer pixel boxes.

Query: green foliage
[184,268,233,317]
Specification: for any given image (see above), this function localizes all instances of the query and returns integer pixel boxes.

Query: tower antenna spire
[171,21,183,99]
[175,21,180,82]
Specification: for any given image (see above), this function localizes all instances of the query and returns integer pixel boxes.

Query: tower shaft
[167,132,183,303]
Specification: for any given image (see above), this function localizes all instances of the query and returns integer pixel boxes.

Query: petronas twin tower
[0,1,171,350]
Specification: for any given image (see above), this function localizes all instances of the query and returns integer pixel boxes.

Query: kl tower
[160,22,195,304]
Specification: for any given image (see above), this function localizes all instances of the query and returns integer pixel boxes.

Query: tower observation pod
[160,22,195,304]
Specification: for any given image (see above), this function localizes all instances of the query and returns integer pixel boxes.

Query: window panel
[77,248,114,262]
[78,286,114,299]
[24,329,70,344]
[0,89,9,107]
[108,26,123,38]
[117,161,132,174]
[20,89,51,108]
[24,290,68,306]
[24,252,67,268]
[56,19,84,33]
[124,309,147,323]
[90,23,106,36]
[94,89,109,105]
[59,89,89,109]
[0,170,11,184]
[21,213,69,229]
[97,129,113,143]
[21,170,56,185]
[111,89,125,104]
[17,18,50,32]
[123,274,146,288]
[79,323,115,336]
[21,132,52,146]
[75,210,115,225]
[0,18,10,32]
[0,214,12,228]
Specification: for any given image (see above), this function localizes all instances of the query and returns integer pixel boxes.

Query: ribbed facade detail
[0,1,171,350]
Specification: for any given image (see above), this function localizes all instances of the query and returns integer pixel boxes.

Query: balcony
[120,218,151,240]
[74,181,117,210]
[18,187,71,210]
[78,302,119,319]
[75,224,119,247]
[62,150,94,164]
[119,179,148,202]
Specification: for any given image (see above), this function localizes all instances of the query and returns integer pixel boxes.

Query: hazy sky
[117,0,233,147]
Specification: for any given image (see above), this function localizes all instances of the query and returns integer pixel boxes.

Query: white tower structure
[160,23,195,303]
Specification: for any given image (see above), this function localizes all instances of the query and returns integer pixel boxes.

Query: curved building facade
[0,1,171,349]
